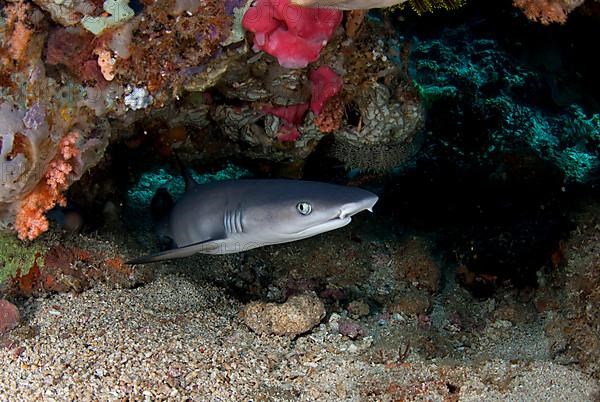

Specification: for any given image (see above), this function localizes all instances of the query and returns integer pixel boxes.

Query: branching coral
[513,0,585,24]
[15,131,80,240]
[3,0,33,63]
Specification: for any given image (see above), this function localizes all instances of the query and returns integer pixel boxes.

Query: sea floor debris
[0,204,599,400]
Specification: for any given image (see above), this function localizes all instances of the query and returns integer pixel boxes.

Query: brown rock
[347,299,370,317]
[395,237,441,293]
[390,288,431,316]
[0,299,20,334]
[242,292,326,336]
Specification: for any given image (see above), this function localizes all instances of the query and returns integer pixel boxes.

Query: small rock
[242,292,325,336]
[0,300,20,334]
[389,288,431,316]
[338,318,365,339]
[328,312,342,333]
[347,299,370,317]
[395,237,441,293]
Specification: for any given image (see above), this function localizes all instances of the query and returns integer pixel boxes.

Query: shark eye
[296,201,312,215]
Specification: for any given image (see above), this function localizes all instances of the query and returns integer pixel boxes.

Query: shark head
[238,180,379,247]
[127,179,378,263]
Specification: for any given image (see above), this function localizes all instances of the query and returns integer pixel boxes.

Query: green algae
[0,232,45,285]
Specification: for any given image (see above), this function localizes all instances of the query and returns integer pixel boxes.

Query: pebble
[0,300,20,334]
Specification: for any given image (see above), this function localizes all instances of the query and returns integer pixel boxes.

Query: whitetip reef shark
[127,177,378,264]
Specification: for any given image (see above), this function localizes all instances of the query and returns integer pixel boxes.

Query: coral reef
[2,227,151,298]
[208,17,426,170]
[0,0,240,239]
[413,23,600,183]
[2,2,600,399]
[5,0,415,240]
[0,1,113,240]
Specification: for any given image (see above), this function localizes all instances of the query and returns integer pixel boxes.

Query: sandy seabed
[0,271,598,401]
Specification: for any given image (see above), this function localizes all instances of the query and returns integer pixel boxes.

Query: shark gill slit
[235,208,243,233]
[224,211,230,234]
[224,209,243,234]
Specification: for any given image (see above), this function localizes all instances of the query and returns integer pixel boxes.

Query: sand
[1,272,598,401]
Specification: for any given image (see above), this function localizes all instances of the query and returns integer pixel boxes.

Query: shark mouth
[293,196,378,239]
[292,216,353,240]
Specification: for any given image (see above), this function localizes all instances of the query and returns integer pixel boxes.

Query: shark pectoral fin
[126,239,218,264]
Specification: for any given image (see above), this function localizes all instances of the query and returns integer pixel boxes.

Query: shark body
[127,179,378,264]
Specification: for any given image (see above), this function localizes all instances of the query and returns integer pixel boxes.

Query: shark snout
[338,193,379,219]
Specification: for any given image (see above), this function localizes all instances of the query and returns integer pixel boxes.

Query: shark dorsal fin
[174,152,199,192]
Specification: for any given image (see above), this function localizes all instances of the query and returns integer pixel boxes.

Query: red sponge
[243,0,342,68]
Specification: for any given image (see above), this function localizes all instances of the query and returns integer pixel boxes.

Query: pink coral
[263,103,309,141]
[3,0,32,64]
[242,0,343,68]
[261,66,344,139]
[310,65,343,115]
[15,131,80,240]
[263,103,309,125]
